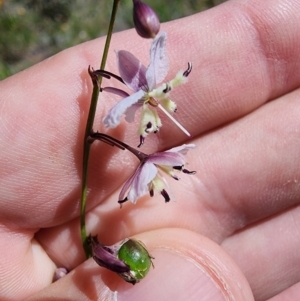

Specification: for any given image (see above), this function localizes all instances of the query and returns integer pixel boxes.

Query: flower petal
[117,50,147,91]
[125,102,141,123]
[146,31,169,90]
[147,144,195,166]
[147,151,185,166]
[102,86,130,98]
[167,144,195,155]
[118,164,141,201]
[103,89,145,128]
[127,162,157,203]
[90,238,130,274]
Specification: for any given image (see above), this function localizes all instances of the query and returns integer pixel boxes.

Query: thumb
[27,228,254,301]
[117,228,254,301]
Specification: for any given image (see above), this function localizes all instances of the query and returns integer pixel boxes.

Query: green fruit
[118,239,153,283]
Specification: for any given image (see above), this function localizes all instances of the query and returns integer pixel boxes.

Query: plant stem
[80,0,121,258]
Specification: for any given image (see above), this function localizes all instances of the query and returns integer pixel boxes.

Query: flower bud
[133,0,160,39]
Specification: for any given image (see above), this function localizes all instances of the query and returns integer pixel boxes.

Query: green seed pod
[118,239,154,284]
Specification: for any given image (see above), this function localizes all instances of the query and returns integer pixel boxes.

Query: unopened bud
[133,0,160,39]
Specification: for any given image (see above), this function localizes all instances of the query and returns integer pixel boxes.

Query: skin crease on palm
[1,0,300,300]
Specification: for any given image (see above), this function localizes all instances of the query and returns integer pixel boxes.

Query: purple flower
[118,143,196,205]
[102,31,192,147]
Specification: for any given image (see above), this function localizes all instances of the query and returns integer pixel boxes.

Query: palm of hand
[1,1,300,300]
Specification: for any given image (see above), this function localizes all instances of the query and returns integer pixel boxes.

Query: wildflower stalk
[80,0,121,259]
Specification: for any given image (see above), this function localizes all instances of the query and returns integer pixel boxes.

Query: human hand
[1,0,300,300]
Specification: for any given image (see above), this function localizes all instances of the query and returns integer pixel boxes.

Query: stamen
[118,197,128,208]
[161,189,170,202]
[138,135,145,148]
[157,104,191,137]
[149,189,154,197]
[183,62,192,77]
[163,83,171,93]
[182,168,196,175]
[145,122,152,133]
[173,165,183,170]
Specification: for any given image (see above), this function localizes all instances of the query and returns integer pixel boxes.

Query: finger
[266,282,300,301]
[222,205,300,301]
[0,227,56,300]
[190,87,300,239]
[157,0,300,142]
[27,229,254,301]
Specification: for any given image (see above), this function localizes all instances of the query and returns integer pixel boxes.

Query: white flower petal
[124,103,141,123]
[127,162,157,203]
[147,151,185,166]
[118,164,141,202]
[167,144,195,155]
[146,31,169,90]
[103,89,145,128]
[147,144,195,166]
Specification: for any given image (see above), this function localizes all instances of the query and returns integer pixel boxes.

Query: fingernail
[116,249,226,301]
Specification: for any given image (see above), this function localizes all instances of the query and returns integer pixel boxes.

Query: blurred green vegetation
[0,0,227,79]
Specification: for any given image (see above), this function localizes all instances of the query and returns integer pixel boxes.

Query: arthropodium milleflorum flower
[89,235,153,284]
[89,132,196,205]
[99,31,192,147]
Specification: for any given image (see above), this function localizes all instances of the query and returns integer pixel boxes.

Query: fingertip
[116,228,254,301]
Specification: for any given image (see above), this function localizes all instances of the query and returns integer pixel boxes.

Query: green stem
[80,0,121,258]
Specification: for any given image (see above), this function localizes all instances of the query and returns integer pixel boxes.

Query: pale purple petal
[147,151,185,166]
[127,162,157,203]
[146,31,169,90]
[166,144,195,155]
[118,164,141,201]
[147,144,195,166]
[102,87,130,98]
[125,102,142,123]
[103,89,145,128]
[117,50,147,91]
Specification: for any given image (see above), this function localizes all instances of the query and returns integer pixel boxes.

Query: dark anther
[118,197,128,208]
[183,62,192,77]
[149,189,154,197]
[182,168,196,175]
[145,122,153,134]
[163,83,171,93]
[173,165,183,171]
[161,189,170,202]
[172,175,179,180]
[137,136,145,148]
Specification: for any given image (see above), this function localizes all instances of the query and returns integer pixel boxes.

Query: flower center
[148,96,159,107]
